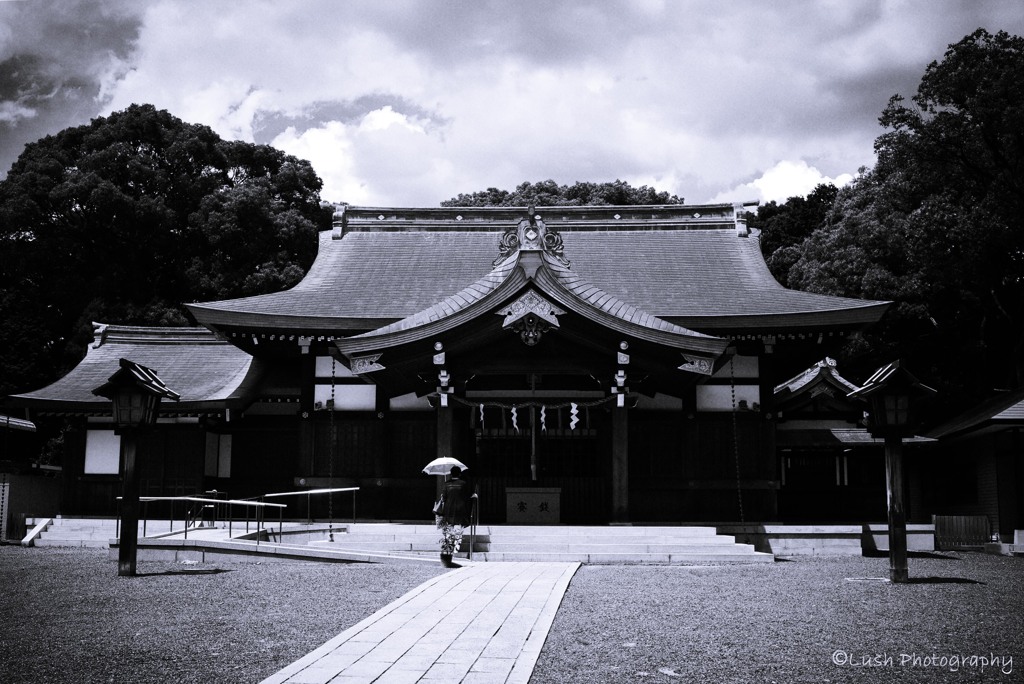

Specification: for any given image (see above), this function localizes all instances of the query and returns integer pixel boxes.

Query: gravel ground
[534,553,1024,683]
[0,546,446,684]
[1,547,1021,683]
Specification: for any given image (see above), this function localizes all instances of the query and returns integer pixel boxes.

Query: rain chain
[328,357,336,541]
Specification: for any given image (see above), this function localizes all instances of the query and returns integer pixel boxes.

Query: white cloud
[53,0,1023,206]
[273,106,458,206]
[0,101,37,124]
[359,106,425,134]
[272,121,363,204]
[710,160,854,205]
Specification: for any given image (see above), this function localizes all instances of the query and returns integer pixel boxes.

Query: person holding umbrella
[435,465,476,567]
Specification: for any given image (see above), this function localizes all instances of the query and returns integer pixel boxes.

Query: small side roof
[0,414,36,432]
[6,324,262,416]
[775,357,860,397]
[776,428,935,447]
[927,388,1024,440]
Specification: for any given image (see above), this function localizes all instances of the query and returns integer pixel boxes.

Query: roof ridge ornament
[493,205,571,268]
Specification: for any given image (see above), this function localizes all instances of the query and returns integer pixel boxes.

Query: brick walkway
[260,561,580,684]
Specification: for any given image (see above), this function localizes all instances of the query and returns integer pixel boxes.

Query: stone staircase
[26,517,119,548]
[26,519,774,564]
[323,524,774,564]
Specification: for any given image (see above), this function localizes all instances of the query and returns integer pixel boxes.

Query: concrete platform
[260,561,579,684]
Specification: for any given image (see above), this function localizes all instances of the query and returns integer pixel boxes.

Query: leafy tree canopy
[784,29,1024,409]
[750,183,838,287]
[0,104,330,395]
[442,179,683,207]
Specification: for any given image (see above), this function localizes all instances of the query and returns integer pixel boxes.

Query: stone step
[40,530,117,540]
[471,551,775,564]
[315,542,484,553]
[481,542,757,553]
[342,524,722,537]
[325,533,736,545]
[34,538,111,549]
[326,539,754,553]
[325,535,489,545]
[321,540,761,557]
[485,534,738,544]
[48,518,119,528]
[472,525,721,536]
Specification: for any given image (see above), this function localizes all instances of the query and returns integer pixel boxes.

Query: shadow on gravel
[906,576,985,585]
[863,550,961,560]
[136,568,235,577]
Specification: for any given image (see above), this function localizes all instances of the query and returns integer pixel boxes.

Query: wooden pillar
[884,433,909,583]
[117,431,140,577]
[297,342,316,478]
[436,401,453,500]
[611,405,629,522]
[758,346,778,520]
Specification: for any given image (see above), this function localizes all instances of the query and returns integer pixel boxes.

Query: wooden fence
[932,514,991,549]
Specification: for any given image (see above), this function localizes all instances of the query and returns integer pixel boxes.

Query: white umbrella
[422,457,468,476]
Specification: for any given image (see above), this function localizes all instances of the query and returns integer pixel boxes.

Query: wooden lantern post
[848,360,935,583]
[93,358,179,577]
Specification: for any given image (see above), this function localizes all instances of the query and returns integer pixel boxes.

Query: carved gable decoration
[497,290,566,346]
[679,354,715,376]
[493,206,570,267]
[350,353,384,374]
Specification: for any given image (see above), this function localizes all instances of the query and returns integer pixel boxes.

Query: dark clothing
[439,477,472,527]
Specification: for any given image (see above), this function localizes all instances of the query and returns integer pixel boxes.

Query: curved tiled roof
[7,325,261,414]
[337,248,727,357]
[536,251,716,337]
[356,254,519,336]
[187,205,889,334]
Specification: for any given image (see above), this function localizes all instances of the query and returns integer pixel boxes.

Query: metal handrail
[257,487,360,525]
[118,495,286,541]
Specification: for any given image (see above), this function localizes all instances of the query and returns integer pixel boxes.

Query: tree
[750,183,838,287]
[442,179,683,207]
[787,29,1024,411]
[0,104,330,395]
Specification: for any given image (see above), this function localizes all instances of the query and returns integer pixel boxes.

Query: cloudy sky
[2,0,1023,207]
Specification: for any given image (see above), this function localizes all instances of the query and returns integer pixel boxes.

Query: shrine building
[9,203,892,524]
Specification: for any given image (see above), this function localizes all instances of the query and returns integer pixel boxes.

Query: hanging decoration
[540,405,547,432]
[449,394,612,433]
